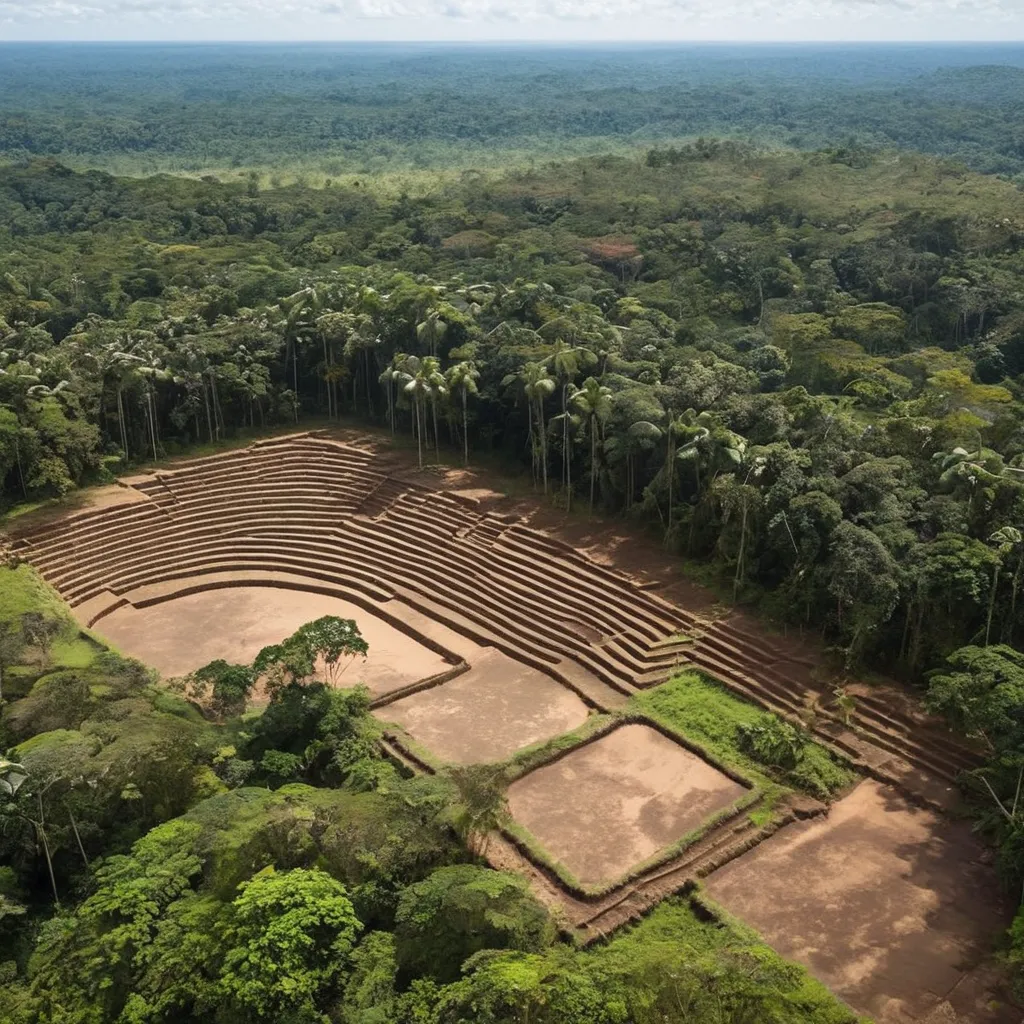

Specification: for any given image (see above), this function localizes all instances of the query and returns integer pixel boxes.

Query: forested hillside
[5,143,1024,997]
[3,43,1024,177]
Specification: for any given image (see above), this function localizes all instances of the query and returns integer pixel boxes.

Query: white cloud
[0,0,1021,38]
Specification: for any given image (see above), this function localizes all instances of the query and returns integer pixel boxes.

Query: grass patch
[599,892,864,1024]
[0,565,113,691]
[631,672,854,800]
[0,564,71,622]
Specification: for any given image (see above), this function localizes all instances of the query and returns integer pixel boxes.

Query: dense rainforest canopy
[3,43,1024,178]
[6,136,1024,1016]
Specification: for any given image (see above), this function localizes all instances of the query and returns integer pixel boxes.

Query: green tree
[571,376,612,513]
[394,865,552,983]
[446,359,480,467]
[218,867,362,1020]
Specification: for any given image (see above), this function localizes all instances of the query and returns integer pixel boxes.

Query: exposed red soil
[507,723,747,886]
[705,780,1016,1024]
[94,585,449,693]
[5,427,1016,1017]
[373,649,590,763]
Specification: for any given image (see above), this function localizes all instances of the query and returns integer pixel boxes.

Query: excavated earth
[7,428,1017,1022]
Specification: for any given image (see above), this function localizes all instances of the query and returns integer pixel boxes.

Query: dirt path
[705,780,1015,1023]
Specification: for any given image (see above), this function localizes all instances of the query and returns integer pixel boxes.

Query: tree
[403,356,432,470]
[393,865,552,983]
[544,340,596,510]
[218,866,362,1019]
[253,616,368,693]
[571,376,612,513]
[825,521,900,668]
[505,362,555,494]
[987,527,1023,646]
[446,360,480,467]
[185,660,255,718]
[927,645,1024,753]
[446,763,509,857]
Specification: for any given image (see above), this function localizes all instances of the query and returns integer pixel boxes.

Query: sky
[1,0,1023,42]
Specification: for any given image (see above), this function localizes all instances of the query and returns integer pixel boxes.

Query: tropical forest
[2,40,1024,1024]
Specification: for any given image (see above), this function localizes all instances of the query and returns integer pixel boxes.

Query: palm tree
[403,357,431,470]
[986,527,1023,646]
[416,308,448,357]
[96,338,145,462]
[540,337,598,509]
[446,360,480,466]
[622,419,663,510]
[660,409,691,538]
[505,362,555,493]
[279,286,325,422]
[545,340,596,510]
[446,764,509,858]
[571,376,612,513]
[423,356,447,461]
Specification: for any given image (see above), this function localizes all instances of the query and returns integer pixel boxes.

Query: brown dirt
[95,586,448,692]
[507,723,747,887]
[705,780,1016,1024]
[372,648,589,763]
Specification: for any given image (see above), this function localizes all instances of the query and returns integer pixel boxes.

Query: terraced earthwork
[10,430,1012,1022]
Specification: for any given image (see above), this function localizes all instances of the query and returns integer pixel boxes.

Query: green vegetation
[0,568,861,1023]
[5,44,1024,1006]
[634,672,854,801]
[6,135,1024,981]
[3,44,1024,181]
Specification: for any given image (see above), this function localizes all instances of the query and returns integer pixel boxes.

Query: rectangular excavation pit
[506,721,750,888]
[372,649,592,764]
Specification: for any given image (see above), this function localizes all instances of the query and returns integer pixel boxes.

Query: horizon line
[4,38,1024,45]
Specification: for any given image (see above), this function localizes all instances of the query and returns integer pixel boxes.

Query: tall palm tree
[423,355,447,461]
[403,357,432,470]
[571,376,612,513]
[446,360,480,466]
[545,340,595,510]
[415,308,448,357]
[509,362,555,494]
[986,526,1023,645]
[622,419,663,510]
[280,286,325,423]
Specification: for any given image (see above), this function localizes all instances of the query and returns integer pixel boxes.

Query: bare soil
[373,648,589,763]
[96,586,448,691]
[705,780,1015,1024]
[507,723,747,886]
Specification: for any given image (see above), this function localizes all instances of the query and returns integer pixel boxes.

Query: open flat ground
[95,586,449,692]
[706,780,1015,1024]
[507,723,747,886]
[373,649,590,763]
[9,428,1018,1019]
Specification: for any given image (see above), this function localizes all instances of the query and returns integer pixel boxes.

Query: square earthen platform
[507,722,748,886]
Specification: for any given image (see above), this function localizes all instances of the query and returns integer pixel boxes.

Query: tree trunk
[323,338,331,418]
[431,395,440,462]
[202,380,213,445]
[116,386,130,461]
[734,497,749,600]
[415,398,424,470]
[67,804,89,872]
[986,565,1001,647]
[36,794,59,906]
[463,389,469,467]
[293,339,299,423]
[590,419,597,513]
[539,402,548,496]
[147,387,158,463]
